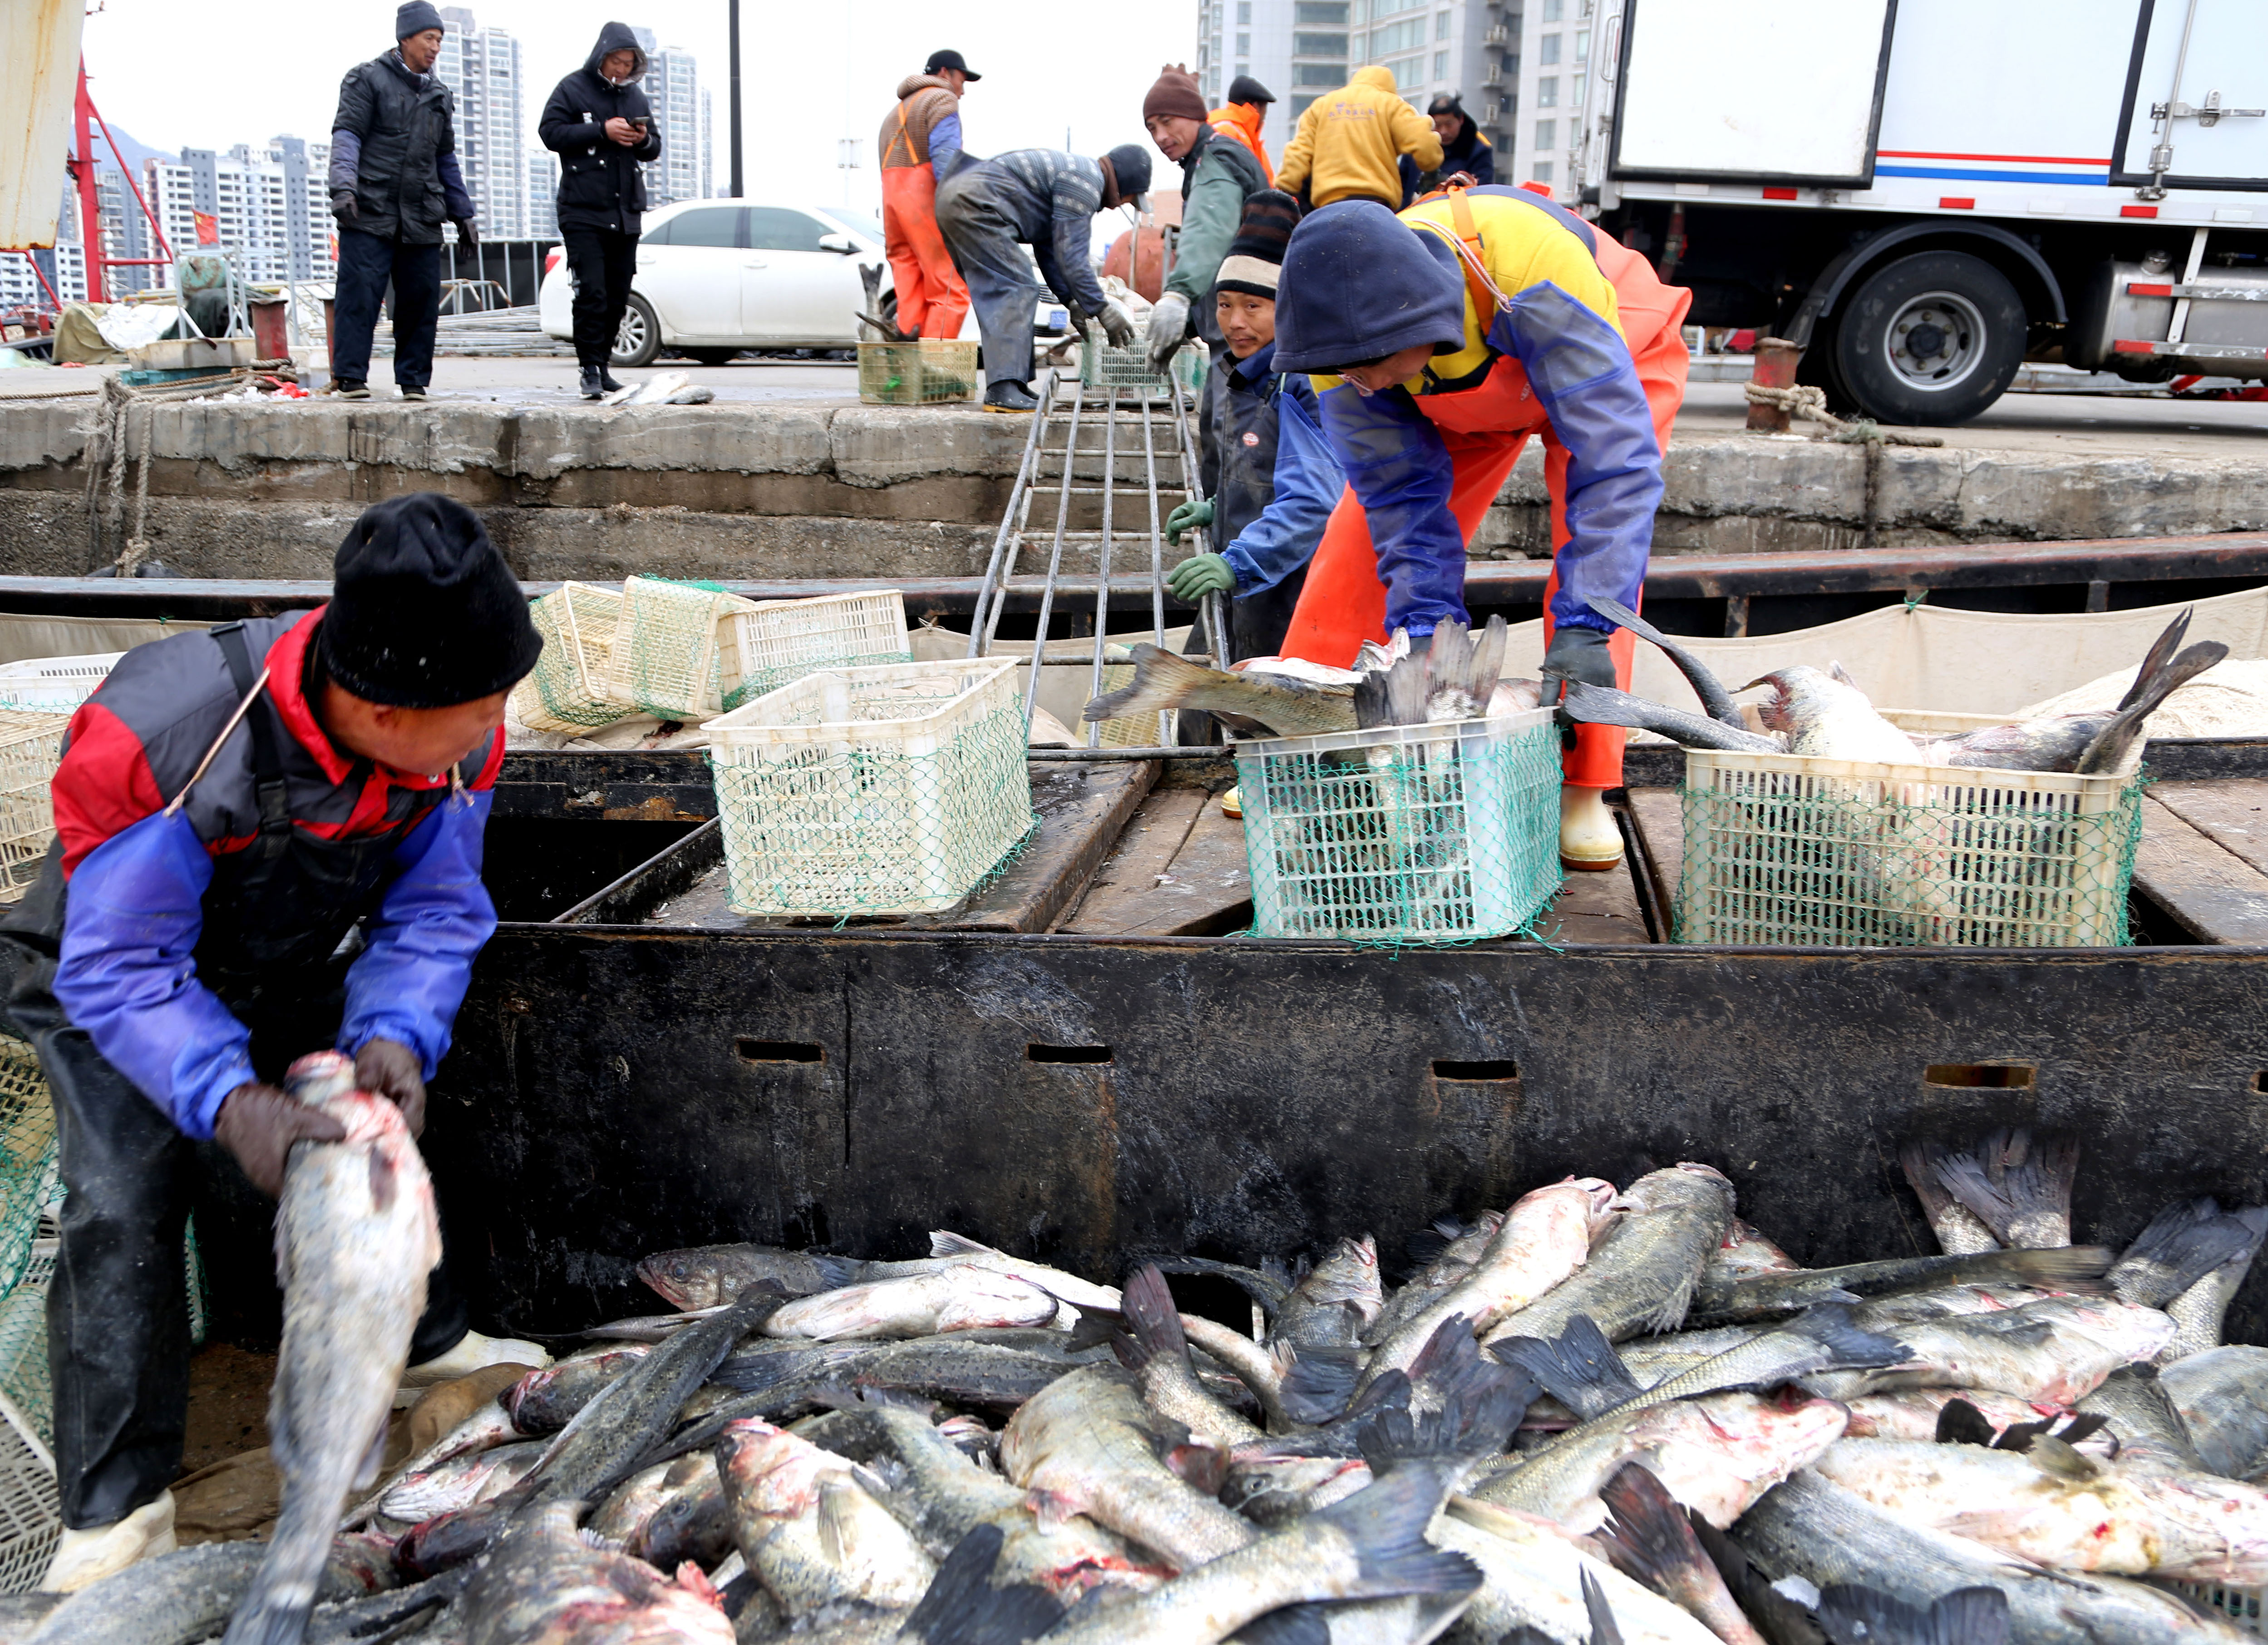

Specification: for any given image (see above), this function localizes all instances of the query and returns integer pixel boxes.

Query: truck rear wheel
[1832,251,2024,426]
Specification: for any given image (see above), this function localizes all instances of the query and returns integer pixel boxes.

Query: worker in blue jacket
[2,494,552,1591]
[1163,191,1342,664]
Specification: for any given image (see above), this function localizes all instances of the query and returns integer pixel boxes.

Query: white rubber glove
[1145,291,1192,375]
[1097,299,1138,348]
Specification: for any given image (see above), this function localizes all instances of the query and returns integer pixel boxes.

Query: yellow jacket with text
[1274,67,1442,209]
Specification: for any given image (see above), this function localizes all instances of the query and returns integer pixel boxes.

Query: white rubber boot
[1559,784,1624,871]
[41,1491,176,1592]
[397,1329,552,1404]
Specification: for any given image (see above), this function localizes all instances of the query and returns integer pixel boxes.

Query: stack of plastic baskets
[716,590,914,713]
[0,714,70,904]
[1234,709,1564,943]
[1675,749,2146,948]
[857,339,979,405]
[705,659,1033,917]
[1079,321,1209,398]
[0,1038,61,1593]
[602,576,759,722]
[512,583,626,734]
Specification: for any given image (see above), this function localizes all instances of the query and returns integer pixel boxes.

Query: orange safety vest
[1206,104,1275,188]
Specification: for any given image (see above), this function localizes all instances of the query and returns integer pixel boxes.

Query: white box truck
[1567,0,2267,422]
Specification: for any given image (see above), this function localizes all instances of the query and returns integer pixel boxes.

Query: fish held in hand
[1085,644,1358,739]
[223,1051,441,1645]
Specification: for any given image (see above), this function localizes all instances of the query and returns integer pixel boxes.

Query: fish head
[284,1050,360,1107]
[715,1418,845,1519]
[1303,1236,1385,1323]
[1562,1176,1621,1225]
[635,1250,717,1311]
[1220,1453,1371,1524]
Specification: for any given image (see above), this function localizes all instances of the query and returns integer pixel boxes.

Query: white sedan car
[540,200,896,367]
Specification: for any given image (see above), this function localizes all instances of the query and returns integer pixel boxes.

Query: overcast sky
[80,0,1200,217]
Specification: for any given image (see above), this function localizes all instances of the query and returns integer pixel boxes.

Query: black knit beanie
[1101,144,1153,205]
[1215,189,1299,299]
[396,1,444,40]
[323,494,541,707]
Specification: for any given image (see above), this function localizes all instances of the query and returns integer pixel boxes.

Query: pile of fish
[1564,601,2227,777]
[30,1128,2268,1645]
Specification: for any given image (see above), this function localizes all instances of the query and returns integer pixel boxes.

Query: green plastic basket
[1233,709,1563,944]
[858,339,978,405]
[1079,321,1208,396]
[1675,750,2145,948]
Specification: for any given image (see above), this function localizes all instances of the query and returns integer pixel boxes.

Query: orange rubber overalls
[1280,190,1690,787]
[880,101,971,341]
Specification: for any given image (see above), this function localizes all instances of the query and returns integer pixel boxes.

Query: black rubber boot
[599,370,626,393]
[983,380,1040,413]
[579,367,606,400]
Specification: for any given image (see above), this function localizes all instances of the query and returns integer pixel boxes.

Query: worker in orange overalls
[877,50,976,340]
[1206,75,1277,187]
[1270,185,1690,871]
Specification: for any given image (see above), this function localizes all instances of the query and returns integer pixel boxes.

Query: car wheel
[612,294,662,368]
[682,347,740,366]
[1832,251,2025,426]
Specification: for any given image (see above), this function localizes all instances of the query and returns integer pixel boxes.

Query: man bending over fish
[1,494,552,1591]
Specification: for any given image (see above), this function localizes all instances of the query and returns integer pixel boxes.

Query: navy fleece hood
[584,21,648,84]
[1272,200,1467,374]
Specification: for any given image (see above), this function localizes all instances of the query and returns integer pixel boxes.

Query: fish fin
[816,1476,859,1567]
[928,1230,1003,1260]
[1356,1356,1529,1472]
[1489,1318,1641,1422]
[1229,1605,1334,1645]
[1934,1399,2000,1447]
[1992,1417,2055,1452]
[1140,1255,1289,1314]
[1083,644,1216,723]
[1312,1465,1485,1598]
[1278,1345,1365,1424]
[1115,1266,1189,1373]
[1816,1584,2012,1645]
[1587,596,1745,727]
[1353,668,1393,730]
[2115,607,2194,711]
[2022,1435,2101,1481]
[1346,1367,1414,1422]
[1967,1245,2114,1295]
[1064,1309,1124,1353]
[806,1254,866,1291]
[1579,1568,1627,1645]
[1783,1304,1910,1373]
[1383,647,1430,729]
[902,1524,1066,1645]
[1474,615,1510,703]
[2055,1412,2112,1447]
[1405,1313,1480,1388]
[2112,1198,2256,1306]
[1404,1218,1470,1265]
[1934,1128,2078,1247]
[1164,1441,1229,1496]
[1596,1463,1725,1610]
[1560,680,1782,752]
[2077,639,2228,773]
[1828,660,1859,690]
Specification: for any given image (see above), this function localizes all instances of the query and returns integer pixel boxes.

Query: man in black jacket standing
[540,23,664,398]
[327,2,479,401]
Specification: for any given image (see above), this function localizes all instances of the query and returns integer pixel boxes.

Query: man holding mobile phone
[539,23,664,398]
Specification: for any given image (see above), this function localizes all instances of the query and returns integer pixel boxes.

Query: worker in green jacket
[1141,64,1269,375]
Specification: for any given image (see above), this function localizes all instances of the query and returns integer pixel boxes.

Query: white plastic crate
[706,659,1034,917]
[0,715,70,904]
[716,590,914,712]
[0,654,118,715]
[513,583,627,733]
[2162,1581,2264,1633]
[0,1390,57,1595]
[1233,708,1563,944]
[601,577,758,722]
[1676,749,2144,948]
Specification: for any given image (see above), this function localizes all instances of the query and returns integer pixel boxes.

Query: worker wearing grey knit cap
[325,2,479,400]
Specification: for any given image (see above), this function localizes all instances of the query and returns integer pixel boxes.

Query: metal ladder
[964,366,1230,747]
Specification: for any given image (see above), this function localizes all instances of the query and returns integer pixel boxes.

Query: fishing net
[0,1043,57,1304]
[1234,709,1564,944]
[601,577,759,722]
[512,583,628,734]
[707,660,1036,917]
[1675,751,2145,948]
[717,591,915,712]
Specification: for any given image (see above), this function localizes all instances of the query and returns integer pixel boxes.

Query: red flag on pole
[193,212,219,246]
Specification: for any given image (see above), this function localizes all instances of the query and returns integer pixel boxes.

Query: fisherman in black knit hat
[3,493,552,1591]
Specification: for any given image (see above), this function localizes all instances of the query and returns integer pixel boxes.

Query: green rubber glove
[1167,553,1237,603]
[1165,496,1215,546]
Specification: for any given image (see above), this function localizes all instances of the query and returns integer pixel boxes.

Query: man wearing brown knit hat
[1142,62,1268,375]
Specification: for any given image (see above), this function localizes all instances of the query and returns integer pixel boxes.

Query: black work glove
[214,1082,348,1199]
[330,188,359,222]
[355,1037,428,1138]
[1542,623,1617,751]
[454,218,479,249]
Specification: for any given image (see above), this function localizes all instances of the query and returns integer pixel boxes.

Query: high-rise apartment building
[528,151,560,240]
[145,140,335,286]
[644,45,704,207]
[436,7,528,239]
[1198,0,1584,194]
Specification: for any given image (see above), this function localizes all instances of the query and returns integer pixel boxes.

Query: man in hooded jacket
[540,23,665,398]
[326,2,480,401]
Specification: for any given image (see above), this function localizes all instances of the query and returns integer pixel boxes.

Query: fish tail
[1933,1127,2079,1248]
[1355,1335,1528,1469]
[1315,1465,1484,1600]
[901,1523,1066,1645]
[2115,607,2194,710]
[222,1503,331,1645]
[1276,1344,1364,1425]
[1112,1265,1190,1373]
[1816,1583,2012,1645]
[1081,644,1216,723]
[1487,1315,1640,1421]
[1587,596,1746,728]
[1559,681,1779,752]
[2076,638,2227,772]
[1595,1462,1731,1616]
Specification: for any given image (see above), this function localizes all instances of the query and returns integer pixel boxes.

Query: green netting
[513,583,626,732]
[1080,322,1209,396]
[1674,758,2145,948]
[0,1044,57,1303]
[1234,710,1564,944]
[709,662,1036,917]
[858,340,978,405]
[603,577,754,721]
